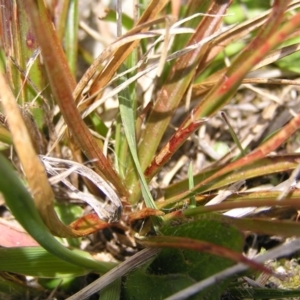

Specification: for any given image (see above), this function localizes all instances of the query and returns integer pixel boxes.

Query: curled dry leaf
[127,207,165,222]
[70,213,127,235]
[40,155,123,222]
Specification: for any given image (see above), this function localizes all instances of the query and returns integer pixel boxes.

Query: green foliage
[1,0,300,299]
[123,219,243,299]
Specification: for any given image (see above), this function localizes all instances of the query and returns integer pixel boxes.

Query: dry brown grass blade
[190,2,300,100]
[135,0,232,178]
[23,0,127,197]
[193,29,300,99]
[74,0,169,104]
[75,22,167,108]
[0,73,78,237]
[192,77,300,99]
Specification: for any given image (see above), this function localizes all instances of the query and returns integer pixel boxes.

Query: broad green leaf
[153,219,243,279]
[124,218,244,299]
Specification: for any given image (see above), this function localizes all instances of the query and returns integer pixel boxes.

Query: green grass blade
[221,111,246,157]
[65,0,79,76]
[118,69,156,210]
[0,247,89,278]
[188,162,196,208]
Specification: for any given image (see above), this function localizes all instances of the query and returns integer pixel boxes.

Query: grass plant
[1,0,300,298]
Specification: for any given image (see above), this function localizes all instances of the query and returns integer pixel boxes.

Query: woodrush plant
[1,0,300,299]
